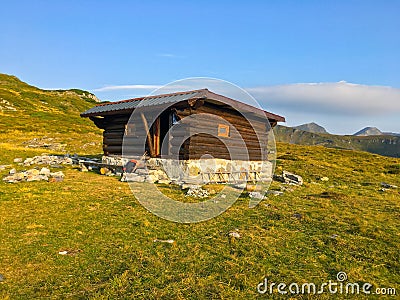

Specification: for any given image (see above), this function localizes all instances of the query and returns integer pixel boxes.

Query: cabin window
[217,124,230,137]
[125,123,136,136]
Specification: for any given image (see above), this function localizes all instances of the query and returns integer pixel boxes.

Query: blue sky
[1,0,399,134]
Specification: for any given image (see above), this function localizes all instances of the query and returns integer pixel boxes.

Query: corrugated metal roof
[81,90,204,116]
[80,88,285,122]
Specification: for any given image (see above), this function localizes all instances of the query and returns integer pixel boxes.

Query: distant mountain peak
[353,127,383,136]
[294,122,328,134]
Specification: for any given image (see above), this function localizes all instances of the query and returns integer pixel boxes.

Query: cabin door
[152,111,171,157]
[153,117,161,157]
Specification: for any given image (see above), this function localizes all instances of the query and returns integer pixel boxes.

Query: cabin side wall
[175,103,270,160]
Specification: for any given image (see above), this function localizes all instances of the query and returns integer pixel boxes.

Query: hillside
[0,74,102,154]
[274,125,400,158]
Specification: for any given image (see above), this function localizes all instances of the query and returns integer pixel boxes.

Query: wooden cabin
[81,89,285,161]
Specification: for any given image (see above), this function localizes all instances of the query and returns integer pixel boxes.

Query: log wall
[97,102,274,160]
[174,103,270,160]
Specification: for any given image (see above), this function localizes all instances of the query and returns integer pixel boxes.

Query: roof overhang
[80,88,285,122]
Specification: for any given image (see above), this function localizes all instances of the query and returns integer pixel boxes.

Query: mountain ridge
[293,122,328,134]
[274,125,400,158]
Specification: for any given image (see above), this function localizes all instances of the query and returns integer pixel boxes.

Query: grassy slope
[274,125,400,158]
[0,75,399,299]
[0,73,102,154]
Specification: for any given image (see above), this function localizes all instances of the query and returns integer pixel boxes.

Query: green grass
[0,142,399,299]
[0,74,399,298]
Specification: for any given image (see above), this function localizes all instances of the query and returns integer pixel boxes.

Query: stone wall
[103,155,273,184]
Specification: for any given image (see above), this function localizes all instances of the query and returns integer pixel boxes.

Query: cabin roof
[80,88,285,122]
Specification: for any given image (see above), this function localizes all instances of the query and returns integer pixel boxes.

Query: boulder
[266,190,284,196]
[27,175,48,182]
[228,231,241,238]
[50,171,65,178]
[248,191,264,199]
[39,167,51,176]
[186,187,209,198]
[26,169,40,176]
[274,171,303,185]
[121,173,145,182]
[381,182,398,189]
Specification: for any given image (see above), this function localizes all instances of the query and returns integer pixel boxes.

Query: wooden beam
[140,112,155,157]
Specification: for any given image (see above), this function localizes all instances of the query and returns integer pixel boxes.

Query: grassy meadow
[0,74,399,299]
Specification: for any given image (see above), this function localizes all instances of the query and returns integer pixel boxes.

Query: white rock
[153,239,174,244]
[39,167,51,176]
[249,191,264,199]
[50,171,65,178]
[267,190,284,196]
[229,231,241,238]
[13,158,22,163]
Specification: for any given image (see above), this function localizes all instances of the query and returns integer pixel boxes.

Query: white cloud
[157,53,176,57]
[246,81,400,115]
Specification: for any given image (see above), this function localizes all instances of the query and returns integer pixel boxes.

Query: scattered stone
[49,176,63,183]
[186,187,209,198]
[293,213,302,219]
[381,182,398,189]
[13,158,22,163]
[27,175,48,182]
[58,249,82,255]
[148,169,169,181]
[228,231,241,238]
[180,183,200,190]
[232,183,247,190]
[379,188,387,192]
[9,168,16,175]
[320,177,329,182]
[0,165,11,171]
[135,168,149,175]
[3,169,64,183]
[0,273,4,282]
[79,163,88,172]
[330,234,339,239]
[248,191,264,199]
[274,171,303,185]
[23,155,73,166]
[266,190,284,196]
[39,167,51,176]
[121,173,145,182]
[26,169,40,176]
[50,171,65,178]
[157,179,171,185]
[153,239,174,244]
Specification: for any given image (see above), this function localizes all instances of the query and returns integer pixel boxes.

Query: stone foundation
[103,155,273,184]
